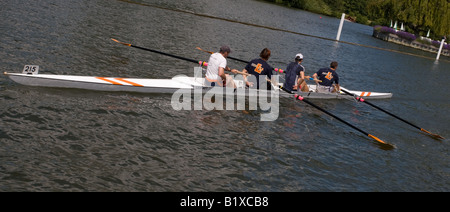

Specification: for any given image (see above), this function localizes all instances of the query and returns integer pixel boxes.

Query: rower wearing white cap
[284,53,310,92]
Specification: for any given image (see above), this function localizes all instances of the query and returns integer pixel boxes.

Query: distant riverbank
[261,0,449,41]
[260,0,369,25]
[373,26,449,57]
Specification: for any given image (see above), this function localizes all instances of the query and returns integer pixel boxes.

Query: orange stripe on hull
[96,77,122,85]
[115,78,144,87]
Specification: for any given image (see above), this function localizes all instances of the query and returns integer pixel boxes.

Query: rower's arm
[312,73,319,82]
[300,71,306,80]
[297,71,306,84]
[241,69,253,87]
[219,67,227,81]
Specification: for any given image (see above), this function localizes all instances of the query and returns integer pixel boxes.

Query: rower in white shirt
[205,45,238,87]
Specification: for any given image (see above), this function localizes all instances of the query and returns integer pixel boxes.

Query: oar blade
[368,134,386,144]
[368,134,395,149]
[111,38,131,47]
[421,129,445,140]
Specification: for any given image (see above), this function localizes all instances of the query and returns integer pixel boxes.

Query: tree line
[264,0,449,40]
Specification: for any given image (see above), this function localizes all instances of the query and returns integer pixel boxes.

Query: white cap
[295,53,304,60]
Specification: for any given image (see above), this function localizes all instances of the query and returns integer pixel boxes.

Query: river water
[0,0,449,192]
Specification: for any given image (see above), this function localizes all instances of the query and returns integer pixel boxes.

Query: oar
[197,47,395,146]
[195,47,249,64]
[113,38,204,64]
[112,39,249,76]
[340,88,444,140]
[276,84,394,148]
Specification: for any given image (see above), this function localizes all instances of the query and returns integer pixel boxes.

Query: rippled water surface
[0,0,449,191]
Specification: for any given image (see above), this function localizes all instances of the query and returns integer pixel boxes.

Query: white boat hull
[4,73,393,99]
[6,73,193,94]
[298,85,393,99]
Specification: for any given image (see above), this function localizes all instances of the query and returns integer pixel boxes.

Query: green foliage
[367,0,449,39]
[264,0,450,38]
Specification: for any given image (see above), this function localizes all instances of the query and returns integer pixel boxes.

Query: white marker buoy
[436,38,446,61]
[336,13,345,41]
